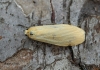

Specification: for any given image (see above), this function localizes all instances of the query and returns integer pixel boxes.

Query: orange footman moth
[25,24,85,47]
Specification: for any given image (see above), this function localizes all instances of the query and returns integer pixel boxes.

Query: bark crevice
[50,0,55,23]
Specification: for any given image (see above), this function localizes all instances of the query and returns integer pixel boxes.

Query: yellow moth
[25,24,85,47]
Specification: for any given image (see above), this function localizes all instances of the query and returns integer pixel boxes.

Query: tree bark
[0,0,100,70]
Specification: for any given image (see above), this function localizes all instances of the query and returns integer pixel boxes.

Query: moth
[25,24,85,47]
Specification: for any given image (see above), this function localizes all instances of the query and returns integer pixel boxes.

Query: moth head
[25,29,34,37]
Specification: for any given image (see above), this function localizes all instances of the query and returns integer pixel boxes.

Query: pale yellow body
[25,24,85,47]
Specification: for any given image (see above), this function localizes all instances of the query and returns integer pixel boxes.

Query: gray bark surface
[0,0,100,70]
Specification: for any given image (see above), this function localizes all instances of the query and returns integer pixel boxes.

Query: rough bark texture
[0,0,100,70]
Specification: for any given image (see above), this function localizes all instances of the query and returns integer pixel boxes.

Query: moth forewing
[25,24,85,47]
